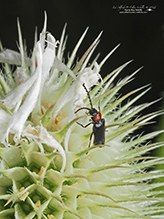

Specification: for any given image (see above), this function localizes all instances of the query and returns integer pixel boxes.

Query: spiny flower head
[0,13,164,219]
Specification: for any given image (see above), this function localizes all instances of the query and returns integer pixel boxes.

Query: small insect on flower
[75,83,105,147]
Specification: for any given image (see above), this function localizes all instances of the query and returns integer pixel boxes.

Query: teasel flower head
[0,13,164,218]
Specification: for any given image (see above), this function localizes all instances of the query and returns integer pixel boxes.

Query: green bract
[0,14,164,219]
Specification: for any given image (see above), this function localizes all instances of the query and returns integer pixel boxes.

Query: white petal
[13,67,30,85]
[5,43,43,142]
[39,12,47,53]
[0,108,11,143]
[3,65,37,110]
[36,33,56,112]
[80,62,101,87]
[42,33,56,77]
[0,49,31,66]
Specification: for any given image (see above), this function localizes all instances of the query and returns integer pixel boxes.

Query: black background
[0,0,164,134]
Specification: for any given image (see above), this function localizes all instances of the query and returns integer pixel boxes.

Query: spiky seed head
[0,14,164,218]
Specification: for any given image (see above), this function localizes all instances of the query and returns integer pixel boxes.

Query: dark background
[0,0,164,134]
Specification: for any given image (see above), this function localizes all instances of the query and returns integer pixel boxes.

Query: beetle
[75,83,105,147]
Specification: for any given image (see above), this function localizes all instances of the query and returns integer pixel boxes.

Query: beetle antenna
[82,83,93,108]
[98,101,101,112]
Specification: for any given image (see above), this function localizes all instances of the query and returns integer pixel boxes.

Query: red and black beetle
[75,83,105,147]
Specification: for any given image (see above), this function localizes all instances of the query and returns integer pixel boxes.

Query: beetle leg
[76,122,93,128]
[88,132,94,148]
